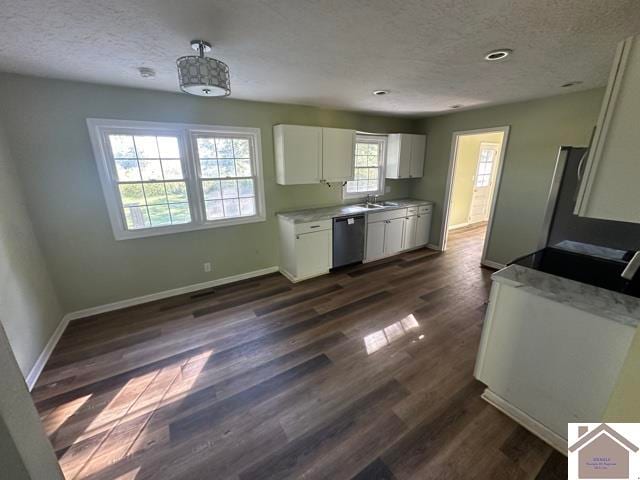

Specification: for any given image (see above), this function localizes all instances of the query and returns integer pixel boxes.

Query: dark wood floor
[33,224,567,479]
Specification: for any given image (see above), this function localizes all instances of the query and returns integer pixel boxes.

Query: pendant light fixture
[177,40,231,97]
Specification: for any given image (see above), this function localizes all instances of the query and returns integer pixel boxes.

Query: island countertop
[277,198,434,224]
[492,264,640,328]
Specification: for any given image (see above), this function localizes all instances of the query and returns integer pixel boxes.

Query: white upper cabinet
[322,128,356,182]
[575,36,640,223]
[386,133,427,179]
[274,124,355,185]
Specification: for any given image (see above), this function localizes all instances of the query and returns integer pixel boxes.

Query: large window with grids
[87,119,265,240]
[344,135,386,198]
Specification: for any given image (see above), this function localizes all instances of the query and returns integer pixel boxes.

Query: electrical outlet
[203,262,211,273]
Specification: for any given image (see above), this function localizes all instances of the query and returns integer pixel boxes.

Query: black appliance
[511,146,640,298]
[332,215,365,268]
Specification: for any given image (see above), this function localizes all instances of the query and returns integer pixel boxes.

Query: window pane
[240,197,256,216]
[202,180,222,200]
[197,138,217,158]
[134,136,160,158]
[139,160,163,181]
[235,158,252,177]
[238,179,254,197]
[355,143,368,155]
[355,155,367,167]
[346,180,358,193]
[357,180,368,192]
[223,198,240,217]
[479,162,492,175]
[368,168,379,180]
[109,135,136,158]
[368,180,378,191]
[119,184,145,206]
[200,159,219,178]
[221,179,238,198]
[157,137,180,158]
[367,155,379,167]
[162,159,184,180]
[205,200,224,219]
[148,205,172,226]
[124,206,150,229]
[143,183,168,205]
[169,203,191,224]
[165,181,188,203]
[233,138,250,158]
[355,168,367,180]
[218,158,236,177]
[215,138,234,158]
[115,159,140,181]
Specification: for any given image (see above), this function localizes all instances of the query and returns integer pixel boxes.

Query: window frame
[87,118,265,240]
[343,134,387,199]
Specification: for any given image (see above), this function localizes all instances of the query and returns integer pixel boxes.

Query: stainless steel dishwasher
[332,214,365,268]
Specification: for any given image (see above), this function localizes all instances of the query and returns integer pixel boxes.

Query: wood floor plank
[32,225,557,480]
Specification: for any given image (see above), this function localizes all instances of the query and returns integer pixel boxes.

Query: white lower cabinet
[365,221,385,260]
[365,206,432,262]
[402,214,417,250]
[278,217,332,282]
[415,206,432,247]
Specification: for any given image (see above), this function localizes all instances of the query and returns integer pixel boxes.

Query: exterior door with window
[468,143,499,224]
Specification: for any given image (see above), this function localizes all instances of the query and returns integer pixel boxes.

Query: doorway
[440,127,509,267]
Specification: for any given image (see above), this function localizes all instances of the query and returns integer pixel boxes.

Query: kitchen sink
[355,203,383,209]
[379,201,399,206]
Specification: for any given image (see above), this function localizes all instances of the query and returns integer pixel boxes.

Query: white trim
[343,135,387,199]
[427,243,442,251]
[65,266,279,321]
[25,315,70,391]
[481,388,568,454]
[25,266,278,388]
[481,259,506,270]
[86,118,266,240]
[440,126,510,267]
[447,222,470,230]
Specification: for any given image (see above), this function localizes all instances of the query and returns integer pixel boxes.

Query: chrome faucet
[621,251,640,281]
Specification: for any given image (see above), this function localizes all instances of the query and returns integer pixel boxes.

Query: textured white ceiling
[1,0,639,115]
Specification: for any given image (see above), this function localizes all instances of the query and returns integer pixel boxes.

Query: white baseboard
[65,266,279,322]
[25,266,279,389]
[481,388,567,455]
[448,222,470,230]
[427,243,442,251]
[26,315,70,391]
[481,259,506,270]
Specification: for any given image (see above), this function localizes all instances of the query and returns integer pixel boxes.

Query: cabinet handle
[310,225,320,229]
[296,235,300,240]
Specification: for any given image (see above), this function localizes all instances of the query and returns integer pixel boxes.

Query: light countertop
[277,198,434,223]
[493,264,640,328]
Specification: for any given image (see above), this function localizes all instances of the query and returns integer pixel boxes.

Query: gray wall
[0,118,63,377]
[411,88,605,265]
[0,74,418,312]
[0,321,63,479]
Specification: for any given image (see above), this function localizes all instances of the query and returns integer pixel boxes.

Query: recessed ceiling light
[561,81,583,88]
[138,67,156,78]
[484,49,512,61]
[449,104,463,109]
[372,90,390,96]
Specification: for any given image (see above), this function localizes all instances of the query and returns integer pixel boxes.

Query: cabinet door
[322,128,356,182]
[384,218,405,255]
[274,125,322,185]
[397,135,412,179]
[415,213,432,246]
[575,36,640,223]
[296,230,331,279]
[410,135,426,178]
[365,221,385,261]
[402,215,417,250]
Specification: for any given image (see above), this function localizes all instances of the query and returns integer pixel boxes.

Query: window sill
[112,214,266,240]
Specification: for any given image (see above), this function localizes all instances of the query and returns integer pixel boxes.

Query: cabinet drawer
[418,205,433,214]
[407,206,418,215]
[294,219,332,235]
[368,208,408,223]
